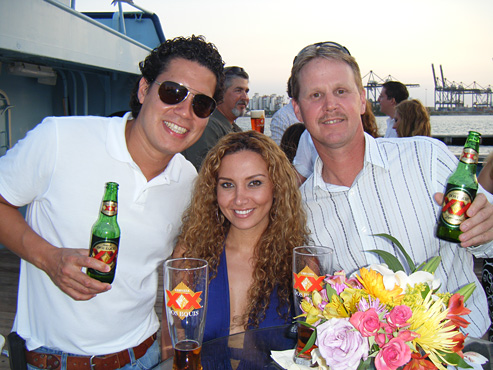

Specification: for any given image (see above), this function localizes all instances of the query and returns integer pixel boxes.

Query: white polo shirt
[0,114,196,355]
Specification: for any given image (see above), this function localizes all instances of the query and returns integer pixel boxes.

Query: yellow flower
[300,300,322,325]
[322,294,349,319]
[409,293,460,370]
[312,290,323,307]
[357,267,404,305]
[339,287,362,315]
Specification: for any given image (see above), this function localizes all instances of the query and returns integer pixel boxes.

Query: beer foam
[250,110,265,119]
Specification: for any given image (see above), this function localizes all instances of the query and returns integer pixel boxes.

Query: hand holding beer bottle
[87,182,120,283]
[437,131,480,243]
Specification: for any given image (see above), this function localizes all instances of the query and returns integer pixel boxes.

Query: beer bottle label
[101,201,118,216]
[166,282,203,320]
[440,188,473,227]
[90,237,119,269]
[459,148,478,164]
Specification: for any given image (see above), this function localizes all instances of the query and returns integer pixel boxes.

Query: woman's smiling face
[216,150,274,234]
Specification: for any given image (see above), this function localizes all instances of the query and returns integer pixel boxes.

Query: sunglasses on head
[155,80,216,118]
[294,41,351,63]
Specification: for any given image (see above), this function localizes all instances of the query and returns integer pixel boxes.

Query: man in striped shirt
[289,42,493,338]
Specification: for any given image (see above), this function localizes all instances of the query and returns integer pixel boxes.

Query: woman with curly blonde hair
[163,131,309,349]
[394,99,431,137]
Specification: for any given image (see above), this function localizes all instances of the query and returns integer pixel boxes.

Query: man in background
[290,41,493,338]
[183,66,249,170]
[269,77,300,145]
[378,80,409,137]
[0,35,224,369]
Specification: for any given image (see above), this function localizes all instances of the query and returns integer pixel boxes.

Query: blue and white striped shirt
[301,133,493,337]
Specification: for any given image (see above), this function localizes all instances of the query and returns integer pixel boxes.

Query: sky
[77,0,493,107]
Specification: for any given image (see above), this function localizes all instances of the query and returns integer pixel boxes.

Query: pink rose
[349,308,381,337]
[316,318,369,370]
[396,330,420,343]
[375,323,393,347]
[374,337,411,370]
[386,305,412,329]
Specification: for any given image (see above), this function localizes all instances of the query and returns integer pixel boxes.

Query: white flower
[311,348,329,370]
[368,264,440,291]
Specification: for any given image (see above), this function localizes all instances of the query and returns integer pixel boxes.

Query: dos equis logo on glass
[293,266,325,296]
[166,282,203,320]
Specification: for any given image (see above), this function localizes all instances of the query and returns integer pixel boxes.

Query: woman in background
[394,99,431,137]
[162,131,309,354]
[280,122,305,163]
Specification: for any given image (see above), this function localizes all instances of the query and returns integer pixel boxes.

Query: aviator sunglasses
[155,80,216,118]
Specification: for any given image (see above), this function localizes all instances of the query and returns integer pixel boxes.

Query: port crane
[362,70,419,111]
[432,64,493,111]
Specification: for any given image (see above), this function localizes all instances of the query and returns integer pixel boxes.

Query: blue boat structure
[0,0,165,156]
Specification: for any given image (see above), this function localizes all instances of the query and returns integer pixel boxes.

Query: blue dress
[203,248,292,342]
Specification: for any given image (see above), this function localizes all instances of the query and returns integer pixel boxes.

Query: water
[236,115,493,157]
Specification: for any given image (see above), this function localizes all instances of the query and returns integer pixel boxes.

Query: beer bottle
[437,131,481,243]
[87,182,120,283]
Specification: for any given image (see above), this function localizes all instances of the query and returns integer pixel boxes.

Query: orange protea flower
[402,353,438,370]
[357,267,404,305]
[446,293,471,330]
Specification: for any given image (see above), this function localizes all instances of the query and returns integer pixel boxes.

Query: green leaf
[297,321,315,330]
[373,233,416,272]
[440,351,472,368]
[455,282,476,302]
[357,358,373,370]
[455,357,473,369]
[367,249,404,272]
[420,284,431,299]
[298,329,317,355]
[421,256,442,273]
[325,284,338,302]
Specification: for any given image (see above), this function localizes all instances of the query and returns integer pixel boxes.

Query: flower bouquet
[296,234,488,370]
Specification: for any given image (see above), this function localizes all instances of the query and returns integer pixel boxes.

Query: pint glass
[292,246,333,366]
[250,110,265,133]
[165,258,208,370]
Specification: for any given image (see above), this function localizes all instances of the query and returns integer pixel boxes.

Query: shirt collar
[105,112,184,184]
[312,132,388,191]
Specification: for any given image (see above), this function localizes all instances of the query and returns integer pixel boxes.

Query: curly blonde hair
[178,131,310,329]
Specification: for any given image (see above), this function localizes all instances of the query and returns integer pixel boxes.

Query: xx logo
[293,266,325,293]
[166,282,203,320]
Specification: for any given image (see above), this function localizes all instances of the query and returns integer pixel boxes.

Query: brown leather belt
[25,334,156,370]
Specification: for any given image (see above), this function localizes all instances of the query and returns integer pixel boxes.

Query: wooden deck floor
[0,248,163,370]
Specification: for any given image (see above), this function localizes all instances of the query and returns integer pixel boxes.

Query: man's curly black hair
[129,35,225,119]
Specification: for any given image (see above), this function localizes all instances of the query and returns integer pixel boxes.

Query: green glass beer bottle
[87,182,120,283]
[437,131,481,243]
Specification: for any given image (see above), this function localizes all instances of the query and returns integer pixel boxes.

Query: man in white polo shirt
[0,36,224,370]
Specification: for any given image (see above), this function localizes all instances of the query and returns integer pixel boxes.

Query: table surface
[156,324,297,370]
[155,324,493,370]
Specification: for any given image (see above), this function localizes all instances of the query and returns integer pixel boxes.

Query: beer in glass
[165,258,208,370]
[292,246,333,366]
[250,110,265,133]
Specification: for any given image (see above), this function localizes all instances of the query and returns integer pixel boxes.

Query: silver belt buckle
[89,355,97,370]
